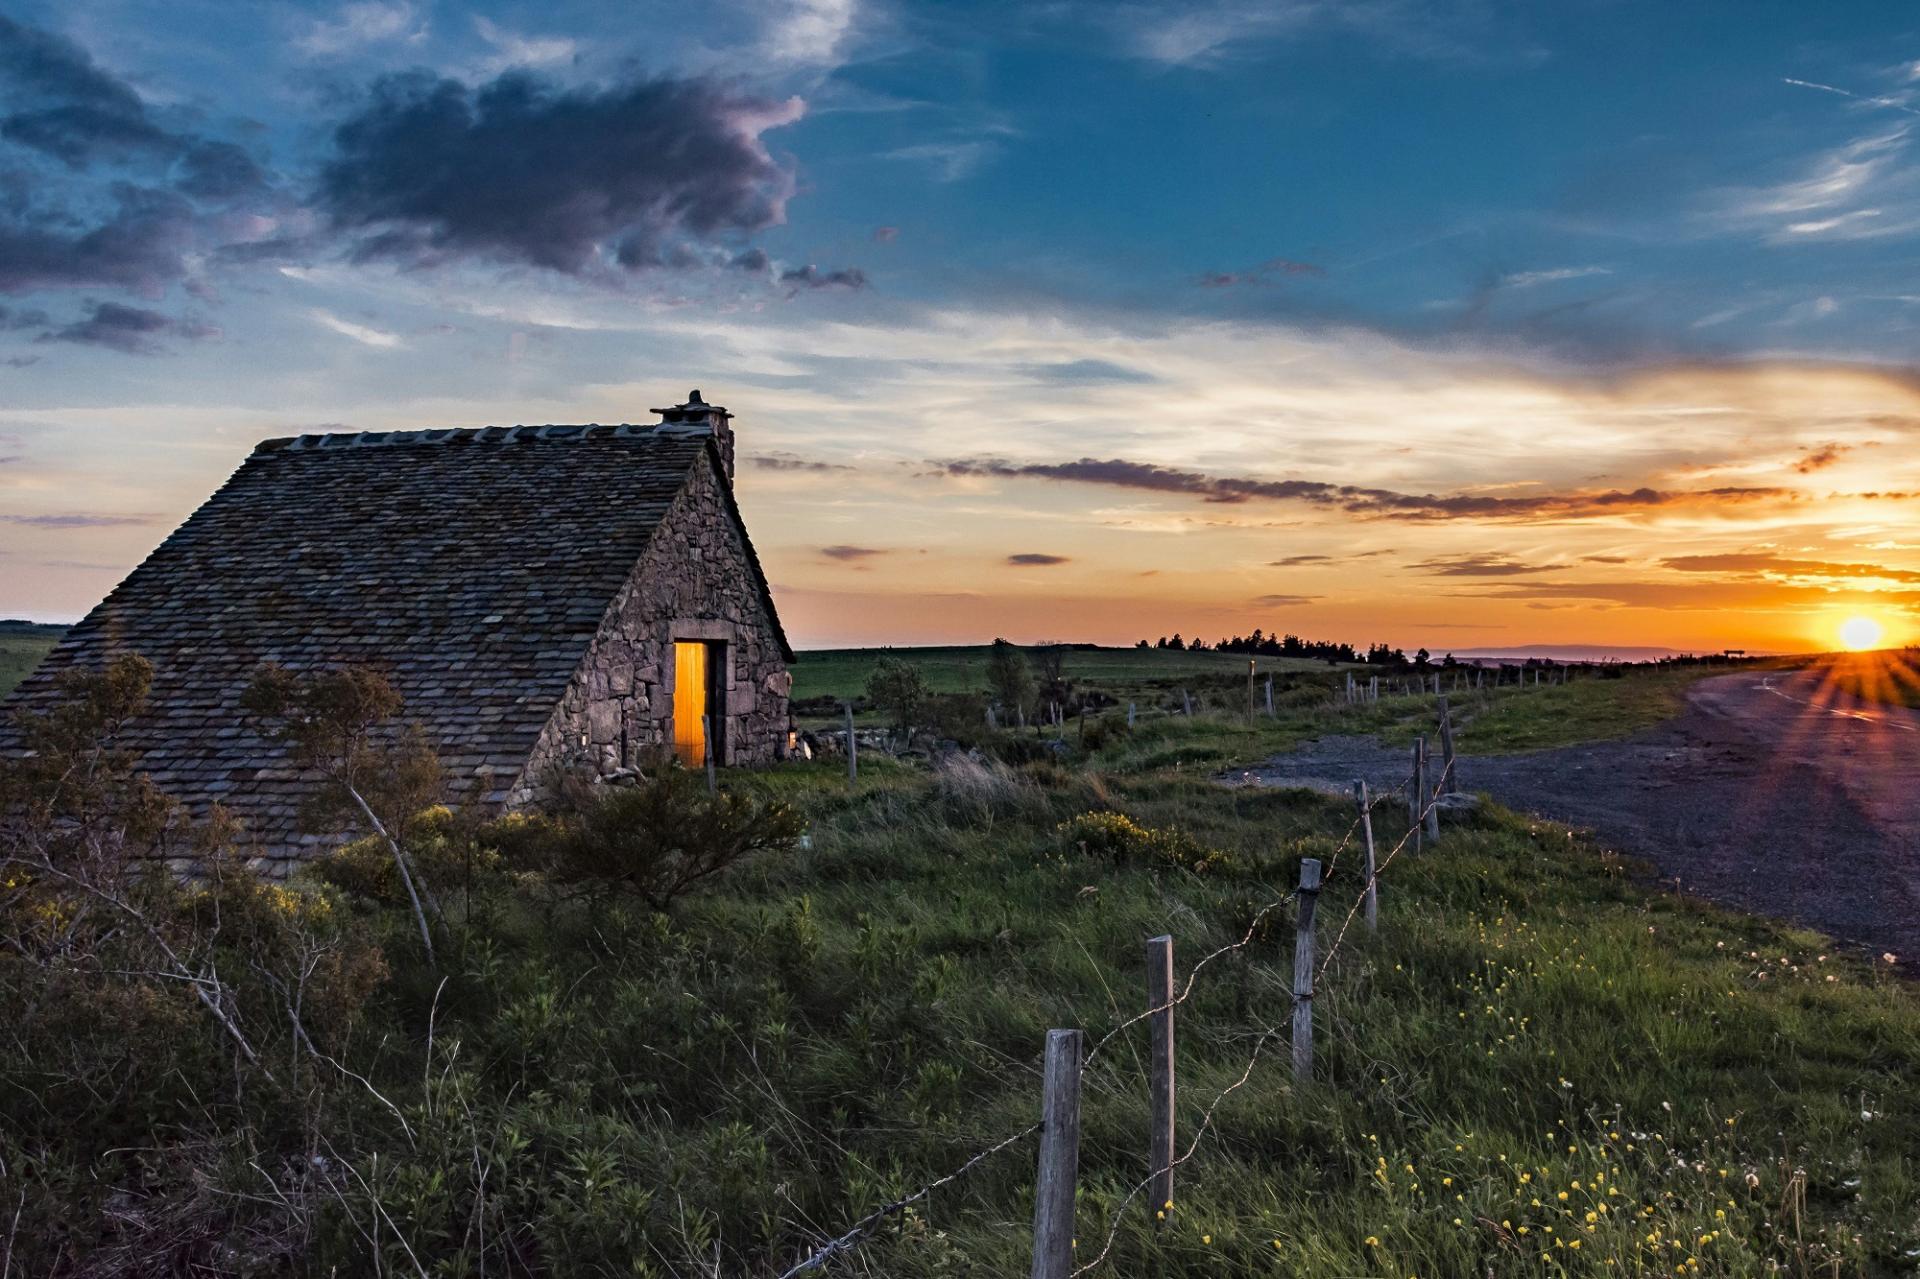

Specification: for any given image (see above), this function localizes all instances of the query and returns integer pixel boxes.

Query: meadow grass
[318,740,1919,1276]
[0,631,59,701]
[790,644,1341,703]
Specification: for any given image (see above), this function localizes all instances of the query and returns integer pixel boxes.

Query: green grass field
[791,643,1340,702]
[7,647,1915,1274]
[146,734,1918,1274]
[0,628,60,701]
[798,643,1738,760]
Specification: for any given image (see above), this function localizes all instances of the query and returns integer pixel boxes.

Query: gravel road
[1224,670,1920,960]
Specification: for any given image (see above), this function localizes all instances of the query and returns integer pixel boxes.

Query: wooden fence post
[702,715,716,794]
[987,704,998,730]
[1264,675,1275,717]
[1354,781,1377,932]
[1423,735,1441,842]
[1292,858,1322,1081]
[845,702,857,783]
[1247,660,1256,717]
[1437,696,1457,794]
[1182,689,1192,717]
[1030,1029,1083,1279]
[1408,738,1423,848]
[1128,701,1136,728]
[1146,936,1175,1218]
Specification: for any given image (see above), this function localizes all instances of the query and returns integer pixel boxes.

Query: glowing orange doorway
[672,641,724,768]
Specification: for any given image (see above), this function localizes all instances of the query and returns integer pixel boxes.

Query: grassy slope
[0,632,60,701]
[791,644,1340,703]
[798,643,1737,760]
[365,754,1920,1276]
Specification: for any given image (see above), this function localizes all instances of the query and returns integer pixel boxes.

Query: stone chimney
[651,389,735,478]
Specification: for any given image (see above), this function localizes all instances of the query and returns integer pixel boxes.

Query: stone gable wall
[513,458,791,795]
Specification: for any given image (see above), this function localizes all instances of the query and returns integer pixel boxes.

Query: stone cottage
[1,391,793,875]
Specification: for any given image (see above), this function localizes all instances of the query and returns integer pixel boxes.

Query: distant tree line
[1138,630,1411,665]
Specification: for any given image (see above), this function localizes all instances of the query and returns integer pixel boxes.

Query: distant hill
[0,619,69,638]
[1441,643,1691,663]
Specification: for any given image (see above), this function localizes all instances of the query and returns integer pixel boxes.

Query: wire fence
[772,698,1470,1278]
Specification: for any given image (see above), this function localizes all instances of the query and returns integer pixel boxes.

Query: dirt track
[1226,670,1920,960]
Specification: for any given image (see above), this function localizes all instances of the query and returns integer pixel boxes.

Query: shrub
[502,767,804,909]
[984,638,1035,720]
[865,656,930,734]
[1056,810,1234,875]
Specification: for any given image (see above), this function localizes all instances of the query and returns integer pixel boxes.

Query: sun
[1838,615,1886,652]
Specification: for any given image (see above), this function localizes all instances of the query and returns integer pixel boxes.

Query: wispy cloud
[933,455,1791,523]
[1660,552,1920,584]
[1007,552,1070,566]
[1714,125,1920,243]
[1501,266,1611,289]
[762,0,859,68]
[883,140,998,182]
[296,1,425,57]
[821,544,888,561]
[2,512,156,527]
[1412,554,1559,576]
[470,16,577,76]
[309,308,402,348]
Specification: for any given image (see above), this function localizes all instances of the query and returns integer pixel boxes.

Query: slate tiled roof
[1,422,786,858]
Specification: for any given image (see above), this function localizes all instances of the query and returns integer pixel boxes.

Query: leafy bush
[983,638,1035,719]
[865,655,930,733]
[1056,809,1234,875]
[500,767,804,909]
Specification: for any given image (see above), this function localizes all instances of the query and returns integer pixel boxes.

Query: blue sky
[4,0,1920,652]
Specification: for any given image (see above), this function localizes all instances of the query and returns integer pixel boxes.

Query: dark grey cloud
[1269,549,1393,565]
[38,301,217,354]
[821,544,887,561]
[1020,358,1156,384]
[1006,552,1069,566]
[319,70,804,274]
[0,14,172,168]
[0,15,267,198]
[2,511,156,527]
[932,455,1791,523]
[1411,554,1558,577]
[750,452,853,472]
[780,263,866,290]
[0,185,196,294]
[0,15,274,333]
[1252,593,1318,606]
[1199,257,1325,288]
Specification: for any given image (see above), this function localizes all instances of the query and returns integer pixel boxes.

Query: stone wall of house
[513,456,791,795]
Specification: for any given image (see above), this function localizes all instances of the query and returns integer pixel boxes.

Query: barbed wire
[774,743,1448,1277]
[1317,775,1438,983]
[1070,1015,1292,1274]
[772,1121,1042,1279]
[1072,764,1437,1273]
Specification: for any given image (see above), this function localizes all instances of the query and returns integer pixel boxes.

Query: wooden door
[672,641,708,767]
